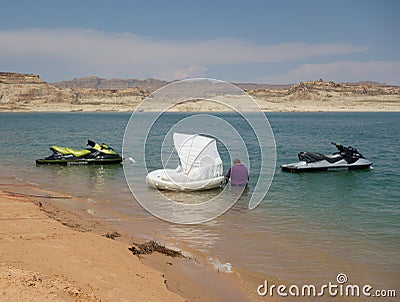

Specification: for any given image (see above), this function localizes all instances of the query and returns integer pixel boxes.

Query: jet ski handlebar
[331,142,346,152]
[331,142,361,156]
[87,140,96,147]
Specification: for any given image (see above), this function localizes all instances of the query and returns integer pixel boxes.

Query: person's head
[233,159,241,165]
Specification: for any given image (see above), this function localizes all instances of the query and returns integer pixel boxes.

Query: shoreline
[0,108,400,113]
[0,180,254,301]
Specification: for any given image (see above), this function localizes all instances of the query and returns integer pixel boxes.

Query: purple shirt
[226,164,249,186]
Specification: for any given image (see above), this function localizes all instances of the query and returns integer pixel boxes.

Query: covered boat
[146,133,224,191]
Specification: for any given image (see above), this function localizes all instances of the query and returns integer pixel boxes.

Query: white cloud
[155,64,207,80]
[0,28,368,81]
[258,61,400,84]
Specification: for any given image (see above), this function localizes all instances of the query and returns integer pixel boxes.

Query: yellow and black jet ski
[36,140,122,165]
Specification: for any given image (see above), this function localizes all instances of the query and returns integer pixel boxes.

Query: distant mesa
[51,76,169,92]
[51,76,294,92]
[0,72,43,84]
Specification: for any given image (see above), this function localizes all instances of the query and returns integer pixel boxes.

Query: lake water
[1,112,399,298]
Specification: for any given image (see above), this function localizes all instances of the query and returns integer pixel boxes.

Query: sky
[1,0,399,84]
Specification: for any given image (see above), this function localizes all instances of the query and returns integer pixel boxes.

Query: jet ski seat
[51,146,71,155]
[298,152,342,164]
[50,146,91,157]
[66,148,91,157]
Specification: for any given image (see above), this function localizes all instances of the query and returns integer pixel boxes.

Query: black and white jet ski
[281,142,372,173]
[36,140,122,165]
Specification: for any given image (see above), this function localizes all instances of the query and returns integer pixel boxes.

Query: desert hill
[1,72,399,112]
[51,76,292,92]
[51,76,169,92]
[0,72,145,112]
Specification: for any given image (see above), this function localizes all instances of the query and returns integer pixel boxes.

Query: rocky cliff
[247,79,400,111]
[1,72,399,112]
[0,72,43,84]
[0,72,145,111]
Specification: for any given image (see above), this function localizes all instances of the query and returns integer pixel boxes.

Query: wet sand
[0,182,252,301]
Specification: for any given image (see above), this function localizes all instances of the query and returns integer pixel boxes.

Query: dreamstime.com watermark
[257,273,396,298]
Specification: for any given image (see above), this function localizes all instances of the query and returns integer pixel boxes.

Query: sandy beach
[0,182,252,302]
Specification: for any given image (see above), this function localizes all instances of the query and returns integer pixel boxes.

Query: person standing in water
[225,159,249,186]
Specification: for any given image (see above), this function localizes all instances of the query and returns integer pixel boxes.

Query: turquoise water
[1,112,399,294]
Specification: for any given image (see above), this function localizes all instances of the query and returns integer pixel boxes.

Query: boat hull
[281,158,372,173]
[146,169,224,191]
[36,157,122,165]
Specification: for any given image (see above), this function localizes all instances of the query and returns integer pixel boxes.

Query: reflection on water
[34,164,123,197]
[160,187,224,204]
[154,184,249,205]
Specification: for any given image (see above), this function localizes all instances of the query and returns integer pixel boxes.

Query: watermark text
[257,273,396,298]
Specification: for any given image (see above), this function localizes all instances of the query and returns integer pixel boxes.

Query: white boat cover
[173,133,223,180]
[146,133,224,191]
